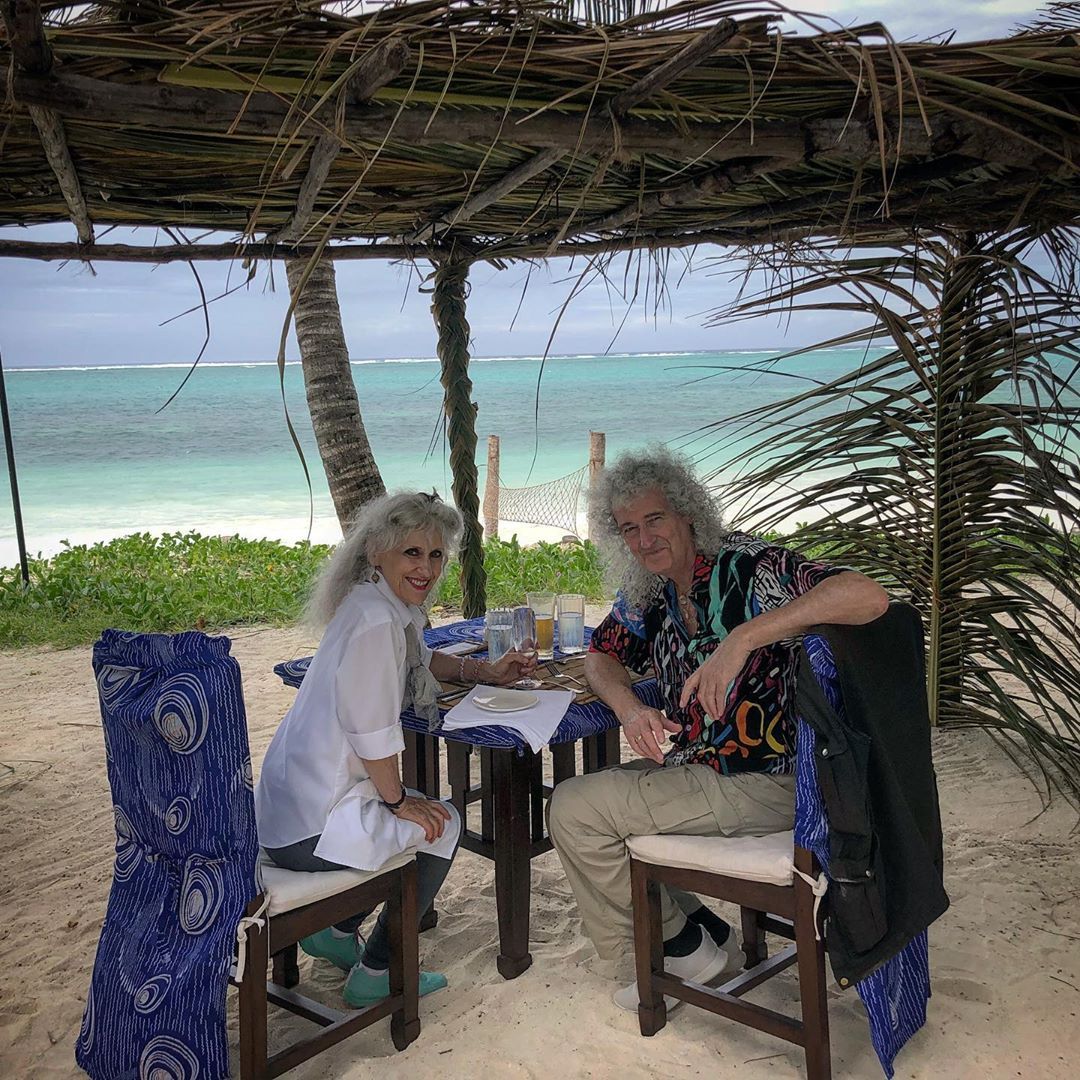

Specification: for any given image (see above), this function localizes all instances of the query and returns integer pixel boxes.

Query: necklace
[677,589,697,632]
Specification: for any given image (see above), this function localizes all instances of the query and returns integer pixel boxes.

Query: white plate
[471,689,539,713]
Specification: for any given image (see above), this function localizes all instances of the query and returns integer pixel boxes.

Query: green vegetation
[0,532,332,650]
[435,534,605,609]
[0,531,607,650]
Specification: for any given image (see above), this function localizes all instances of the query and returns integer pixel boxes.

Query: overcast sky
[0,2,1048,368]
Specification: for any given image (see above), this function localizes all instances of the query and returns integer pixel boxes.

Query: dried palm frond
[2,1,1079,258]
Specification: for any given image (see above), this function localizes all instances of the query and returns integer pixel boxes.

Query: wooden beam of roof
[608,18,738,117]
[553,155,799,244]
[0,66,825,163]
[10,63,1058,174]
[404,18,740,245]
[0,218,891,266]
[25,105,94,245]
[274,38,409,244]
[405,148,564,244]
[2,0,51,74]
[2,2,93,245]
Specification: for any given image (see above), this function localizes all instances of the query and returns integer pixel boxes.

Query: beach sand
[1,625,1078,1080]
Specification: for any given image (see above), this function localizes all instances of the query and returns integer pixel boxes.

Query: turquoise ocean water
[0,348,875,565]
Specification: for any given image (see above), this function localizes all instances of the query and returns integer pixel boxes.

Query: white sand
[1,627,1078,1079]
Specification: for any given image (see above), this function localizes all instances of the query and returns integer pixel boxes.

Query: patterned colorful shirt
[589,533,845,776]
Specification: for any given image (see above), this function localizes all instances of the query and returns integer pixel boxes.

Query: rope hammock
[497,465,588,538]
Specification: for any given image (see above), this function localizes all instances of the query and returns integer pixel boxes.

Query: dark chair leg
[238,899,269,1080]
[740,906,768,968]
[272,943,299,989]
[793,854,831,1080]
[389,862,421,1052]
[631,858,668,1036]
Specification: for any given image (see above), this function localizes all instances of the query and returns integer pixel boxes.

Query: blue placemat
[274,618,658,752]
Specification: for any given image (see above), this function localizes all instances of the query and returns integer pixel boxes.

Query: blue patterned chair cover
[798,633,931,1078]
[77,630,258,1080]
[274,618,662,752]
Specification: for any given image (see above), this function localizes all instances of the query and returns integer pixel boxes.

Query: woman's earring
[372,567,381,583]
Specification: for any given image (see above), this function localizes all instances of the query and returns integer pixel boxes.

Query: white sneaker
[613,927,743,1012]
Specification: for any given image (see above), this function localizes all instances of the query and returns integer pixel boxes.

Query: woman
[256,491,535,1006]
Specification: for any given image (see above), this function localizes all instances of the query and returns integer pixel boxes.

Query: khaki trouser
[546,760,795,968]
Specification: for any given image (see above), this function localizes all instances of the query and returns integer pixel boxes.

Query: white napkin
[442,688,574,752]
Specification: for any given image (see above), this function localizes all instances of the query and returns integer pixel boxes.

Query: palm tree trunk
[285,257,384,529]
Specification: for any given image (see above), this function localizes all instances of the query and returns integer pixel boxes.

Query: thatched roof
[2,1,1080,265]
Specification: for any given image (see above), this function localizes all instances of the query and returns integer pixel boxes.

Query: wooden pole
[484,435,500,541]
[0,348,30,588]
[588,431,606,539]
[432,258,486,618]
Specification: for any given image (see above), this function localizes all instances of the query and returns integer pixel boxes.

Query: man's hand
[391,795,451,843]
[621,703,681,763]
[679,632,754,721]
[486,649,538,686]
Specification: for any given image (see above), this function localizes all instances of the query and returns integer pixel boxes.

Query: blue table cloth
[274,617,661,753]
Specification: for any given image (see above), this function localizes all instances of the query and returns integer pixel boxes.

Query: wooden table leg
[446,741,470,819]
[551,742,576,786]
[402,730,420,790]
[529,751,545,843]
[602,725,621,768]
[479,748,494,844]
[491,747,533,980]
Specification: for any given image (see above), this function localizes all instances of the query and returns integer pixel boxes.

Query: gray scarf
[403,621,442,731]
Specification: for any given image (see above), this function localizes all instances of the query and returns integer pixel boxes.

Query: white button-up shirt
[256,575,459,870]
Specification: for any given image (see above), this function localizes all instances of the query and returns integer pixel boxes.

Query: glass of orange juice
[526,591,555,660]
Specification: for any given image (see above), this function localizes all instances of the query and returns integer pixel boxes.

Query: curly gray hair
[307,491,463,626]
[588,446,727,607]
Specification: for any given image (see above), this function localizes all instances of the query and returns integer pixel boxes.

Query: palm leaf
[698,228,1080,803]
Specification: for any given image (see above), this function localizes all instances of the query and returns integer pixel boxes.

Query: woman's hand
[621,703,681,763]
[391,795,451,843]
[679,631,753,721]
[485,649,538,686]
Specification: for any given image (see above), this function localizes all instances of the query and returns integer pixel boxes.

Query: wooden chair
[628,831,831,1079]
[234,851,421,1078]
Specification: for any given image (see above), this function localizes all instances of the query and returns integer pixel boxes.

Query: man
[547,448,889,1009]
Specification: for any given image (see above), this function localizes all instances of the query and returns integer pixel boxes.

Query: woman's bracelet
[457,655,488,685]
[381,785,407,812]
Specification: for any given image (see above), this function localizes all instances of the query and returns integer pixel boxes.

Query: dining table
[274,616,660,979]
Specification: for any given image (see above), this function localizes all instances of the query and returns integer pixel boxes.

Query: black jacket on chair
[795,601,949,987]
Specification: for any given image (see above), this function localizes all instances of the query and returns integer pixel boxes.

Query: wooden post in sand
[484,434,500,540]
[587,431,606,537]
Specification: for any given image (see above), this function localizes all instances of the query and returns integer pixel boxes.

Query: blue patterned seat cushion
[797,633,930,1078]
[274,618,661,751]
[78,630,258,1080]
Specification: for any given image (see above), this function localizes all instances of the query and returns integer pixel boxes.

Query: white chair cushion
[627,831,795,886]
[257,850,416,917]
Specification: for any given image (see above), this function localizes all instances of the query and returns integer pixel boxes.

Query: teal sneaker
[343,965,448,1007]
[299,928,361,972]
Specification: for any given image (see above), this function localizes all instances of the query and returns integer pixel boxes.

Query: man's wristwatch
[381,786,408,812]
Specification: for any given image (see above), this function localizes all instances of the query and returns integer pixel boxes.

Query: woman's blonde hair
[307,491,463,626]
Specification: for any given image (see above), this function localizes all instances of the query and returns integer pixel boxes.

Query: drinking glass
[557,593,586,654]
[511,605,542,689]
[526,591,555,661]
[485,607,514,663]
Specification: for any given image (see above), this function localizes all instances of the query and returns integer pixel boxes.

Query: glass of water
[557,594,586,654]
[511,606,542,689]
[485,607,514,663]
